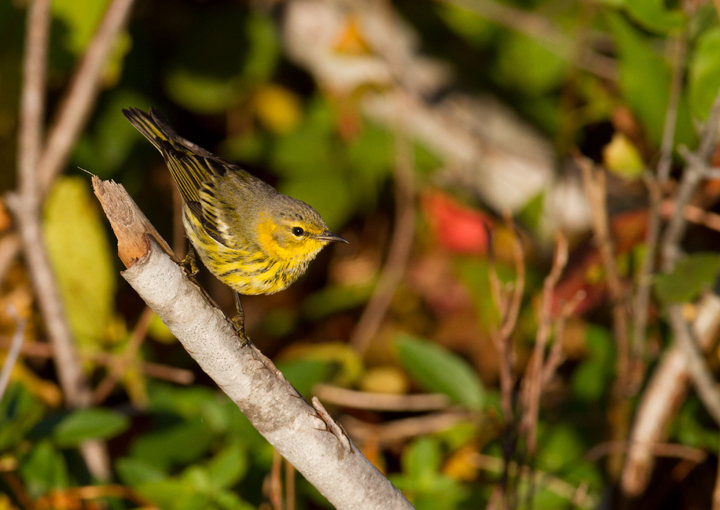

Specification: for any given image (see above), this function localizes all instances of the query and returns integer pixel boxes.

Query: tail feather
[123,107,217,205]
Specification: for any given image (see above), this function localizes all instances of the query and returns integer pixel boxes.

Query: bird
[122,107,347,338]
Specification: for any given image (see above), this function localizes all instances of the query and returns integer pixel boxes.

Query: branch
[632,31,687,361]
[92,177,413,510]
[0,307,28,400]
[577,156,631,388]
[350,93,416,355]
[520,233,568,455]
[17,0,49,200]
[36,0,136,198]
[621,290,720,496]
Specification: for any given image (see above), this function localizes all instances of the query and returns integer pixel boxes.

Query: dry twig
[489,219,525,424]
[92,306,155,404]
[520,233,568,455]
[0,307,28,400]
[36,0,136,198]
[349,90,416,355]
[0,335,194,385]
[313,384,450,411]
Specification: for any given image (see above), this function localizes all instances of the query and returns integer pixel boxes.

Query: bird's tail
[123,107,216,204]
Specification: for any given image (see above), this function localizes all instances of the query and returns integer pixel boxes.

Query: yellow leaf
[43,177,118,351]
[443,444,480,481]
[360,366,409,394]
[253,84,302,134]
[603,133,644,180]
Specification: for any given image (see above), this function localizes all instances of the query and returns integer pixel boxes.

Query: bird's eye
[292,226,305,237]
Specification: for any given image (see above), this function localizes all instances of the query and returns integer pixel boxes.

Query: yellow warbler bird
[123,107,347,334]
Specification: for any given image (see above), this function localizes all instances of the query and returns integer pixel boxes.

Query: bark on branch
[91,177,413,510]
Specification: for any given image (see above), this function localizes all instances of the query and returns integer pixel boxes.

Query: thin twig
[669,305,720,425]
[341,411,474,445]
[661,200,720,233]
[10,0,90,409]
[269,450,284,510]
[489,219,525,424]
[17,0,50,200]
[470,453,597,510]
[0,307,28,400]
[521,233,568,456]
[632,31,687,362]
[0,335,194,385]
[36,0,136,197]
[0,233,21,288]
[349,90,416,354]
[92,306,154,404]
[659,91,720,427]
[285,461,295,510]
[542,290,585,387]
[577,155,631,388]
[658,33,687,184]
[313,384,450,411]
[585,440,708,464]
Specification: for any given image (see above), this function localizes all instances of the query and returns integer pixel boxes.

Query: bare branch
[350,91,416,354]
[521,233,568,455]
[0,335,195,385]
[577,156,631,388]
[92,177,413,510]
[0,307,28,400]
[622,293,720,497]
[17,0,50,201]
[92,306,154,404]
[313,384,450,411]
[37,0,136,197]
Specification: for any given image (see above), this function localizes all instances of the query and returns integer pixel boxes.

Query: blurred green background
[3,0,720,508]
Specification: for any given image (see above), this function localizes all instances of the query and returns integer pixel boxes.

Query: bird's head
[256,196,347,263]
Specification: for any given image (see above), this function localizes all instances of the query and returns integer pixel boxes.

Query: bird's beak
[316,230,349,244]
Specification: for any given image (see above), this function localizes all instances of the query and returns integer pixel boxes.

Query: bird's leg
[232,291,247,341]
[180,245,199,278]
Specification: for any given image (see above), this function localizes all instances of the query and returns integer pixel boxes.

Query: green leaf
[0,383,45,450]
[537,424,585,472]
[116,457,167,487]
[207,443,248,490]
[654,252,720,303]
[436,3,496,48]
[51,0,111,55]
[493,32,568,95]
[607,12,696,147]
[20,440,68,498]
[625,0,685,34]
[165,68,241,114]
[130,418,214,470]
[214,491,256,510]
[43,177,118,351]
[571,325,614,401]
[242,11,281,84]
[395,334,484,409]
[689,27,720,120]
[53,408,129,446]
[403,437,441,483]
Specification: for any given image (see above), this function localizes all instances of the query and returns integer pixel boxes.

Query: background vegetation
[3,0,720,508]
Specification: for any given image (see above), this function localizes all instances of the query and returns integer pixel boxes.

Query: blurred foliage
[4,0,720,508]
